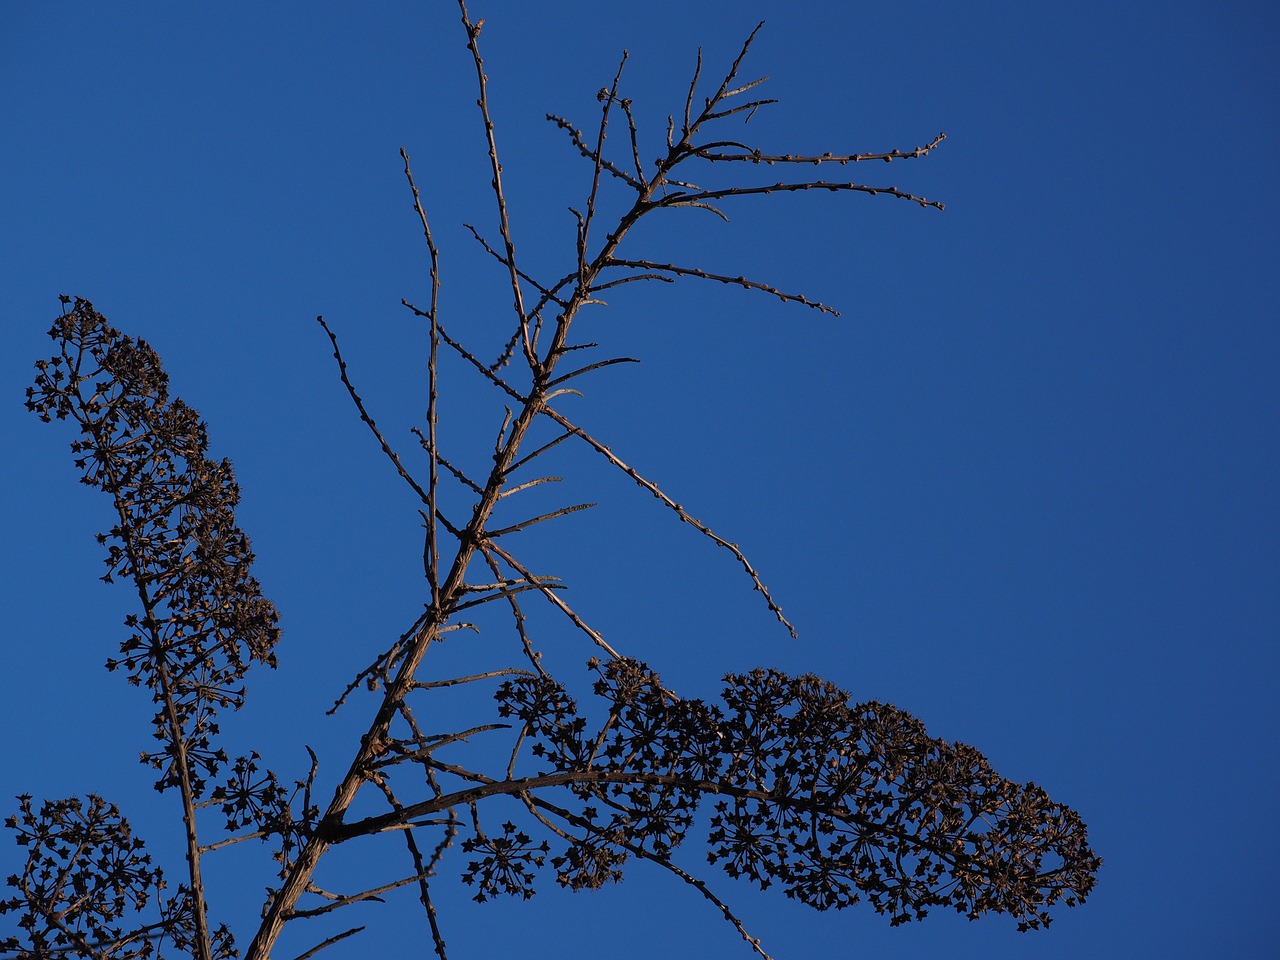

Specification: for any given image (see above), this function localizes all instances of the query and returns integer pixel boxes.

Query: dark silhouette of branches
[5,6,1098,960]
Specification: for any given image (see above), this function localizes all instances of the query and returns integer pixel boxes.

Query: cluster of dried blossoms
[3,6,1098,960]
[461,659,1098,930]
[8,302,290,958]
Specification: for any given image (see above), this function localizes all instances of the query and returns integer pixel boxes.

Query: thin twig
[546,356,640,387]
[663,179,944,210]
[694,132,947,165]
[604,258,838,315]
[404,301,526,403]
[482,539,622,658]
[452,581,559,613]
[465,223,568,308]
[499,475,562,498]
[400,148,443,604]
[317,317,433,506]
[527,795,776,960]
[286,875,419,919]
[486,501,596,539]
[578,53,630,288]
[328,609,431,714]
[413,427,485,495]
[546,113,643,190]
[505,429,574,475]
[290,926,365,960]
[457,0,535,367]
[539,404,797,637]
[412,668,533,690]
[479,544,547,675]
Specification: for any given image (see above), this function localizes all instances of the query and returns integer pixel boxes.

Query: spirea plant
[4,5,1099,959]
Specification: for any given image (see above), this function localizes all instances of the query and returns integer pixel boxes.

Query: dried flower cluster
[25,301,281,793]
[466,660,1098,931]
[0,795,233,960]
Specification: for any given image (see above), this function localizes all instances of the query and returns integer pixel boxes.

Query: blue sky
[2,1,1277,958]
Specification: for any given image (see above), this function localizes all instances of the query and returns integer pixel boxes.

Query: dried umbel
[25,298,281,796]
[17,299,293,959]
[0,795,235,960]
[479,660,1100,931]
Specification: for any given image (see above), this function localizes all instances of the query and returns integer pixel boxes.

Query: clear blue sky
[2,2,1277,958]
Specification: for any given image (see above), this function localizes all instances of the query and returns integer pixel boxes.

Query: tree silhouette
[4,5,1099,959]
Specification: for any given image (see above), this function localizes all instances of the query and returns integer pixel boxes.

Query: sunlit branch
[692,132,947,165]
[404,301,526,403]
[289,926,365,960]
[602,258,838,315]
[456,0,535,368]
[481,539,622,658]
[317,316,433,507]
[400,148,443,603]
[539,404,797,638]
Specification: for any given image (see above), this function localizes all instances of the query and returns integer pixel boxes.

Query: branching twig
[482,539,622,658]
[457,0,535,368]
[478,545,547,675]
[404,301,526,403]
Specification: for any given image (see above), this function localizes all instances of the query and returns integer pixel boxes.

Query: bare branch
[619,96,647,188]
[412,669,534,691]
[413,427,485,495]
[486,502,596,539]
[327,609,431,714]
[404,301,527,402]
[664,178,945,210]
[482,539,622,658]
[505,429,574,475]
[456,0,535,367]
[290,926,365,960]
[694,132,948,165]
[703,96,779,123]
[401,148,444,603]
[539,404,797,637]
[464,223,568,308]
[527,795,775,960]
[375,726,512,768]
[546,113,643,190]
[478,544,548,676]
[286,875,420,919]
[451,581,556,613]
[604,258,838,315]
[499,475,562,498]
[546,356,640,387]
[578,53,631,286]
[682,47,703,140]
[317,316,433,507]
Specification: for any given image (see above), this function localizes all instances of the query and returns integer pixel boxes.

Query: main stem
[95,444,214,960]
[243,179,660,959]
